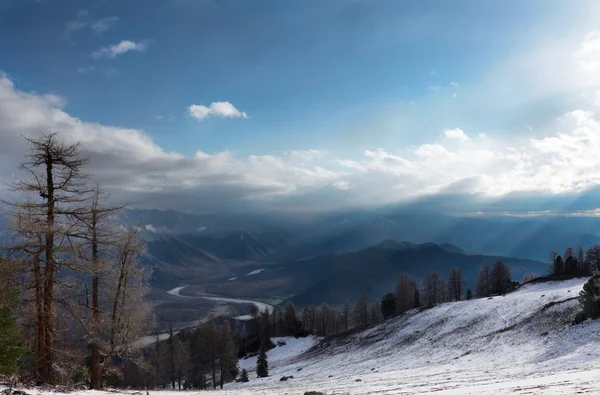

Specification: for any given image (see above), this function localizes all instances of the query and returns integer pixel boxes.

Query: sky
[2,0,600,214]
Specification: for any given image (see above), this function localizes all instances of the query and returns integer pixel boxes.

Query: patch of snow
[246,268,265,276]
[233,314,253,321]
[132,331,177,348]
[228,277,237,281]
[239,336,320,372]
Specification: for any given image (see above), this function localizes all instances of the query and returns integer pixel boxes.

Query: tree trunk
[42,152,55,384]
[33,253,46,384]
[90,208,102,390]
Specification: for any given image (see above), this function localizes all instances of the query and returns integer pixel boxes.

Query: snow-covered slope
[221,278,600,394]
[8,278,600,394]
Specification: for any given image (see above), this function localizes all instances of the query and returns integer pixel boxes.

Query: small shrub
[240,369,249,383]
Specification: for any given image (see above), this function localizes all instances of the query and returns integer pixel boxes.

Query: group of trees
[475,260,514,298]
[549,246,598,277]
[377,263,515,320]
[0,134,152,387]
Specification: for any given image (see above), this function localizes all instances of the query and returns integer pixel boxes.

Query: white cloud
[444,128,470,141]
[4,74,600,212]
[575,31,600,71]
[91,17,120,33]
[450,82,460,87]
[92,40,148,59]
[188,102,248,121]
[145,224,157,233]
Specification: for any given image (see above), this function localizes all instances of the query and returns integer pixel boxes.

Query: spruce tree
[465,288,473,300]
[579,273,600,319]
[0,302,25,374]
[413,287,421,308]
[240,368,249,382]
[256,343,269,378]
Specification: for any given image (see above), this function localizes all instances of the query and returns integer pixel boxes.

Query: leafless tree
[447,266,466,301]
[475,261,491,298]
[490,260,511,295]
[2,133,89,384]
[422,272,444,306]
[353,292,368,327]
[395,273,416,312]
[68,186,123,389]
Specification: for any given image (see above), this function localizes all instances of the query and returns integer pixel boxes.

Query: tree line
[0,134,152,388]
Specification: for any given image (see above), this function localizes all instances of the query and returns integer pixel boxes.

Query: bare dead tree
[68,185,123,389]
[2,133,89,384]
[448,266,466,301]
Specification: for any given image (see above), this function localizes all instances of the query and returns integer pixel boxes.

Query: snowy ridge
[220,278,600,394]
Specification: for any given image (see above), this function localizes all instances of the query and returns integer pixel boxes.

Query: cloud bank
[2,29,600,214]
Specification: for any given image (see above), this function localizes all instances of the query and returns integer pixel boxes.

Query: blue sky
[1,0,600,213]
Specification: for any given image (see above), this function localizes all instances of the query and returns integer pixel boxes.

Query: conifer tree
[465,288,473,300]
[256,343,269,378]
[240,368,249,382]
[579,273,600,319]
[0,301,25,374]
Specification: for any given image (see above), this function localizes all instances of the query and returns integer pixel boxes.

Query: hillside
[8,278,599,394]
[222,278,600,394]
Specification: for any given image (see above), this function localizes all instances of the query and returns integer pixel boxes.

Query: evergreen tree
[240,368,249,382]
[380,293,397,319]
[465,288,473,300]
[579,273,600,319]
[413,286,421,308]
[256,343,269,378]
[0,303,24,374]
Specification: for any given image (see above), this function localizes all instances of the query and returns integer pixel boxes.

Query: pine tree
[0,303,25,374]
[413,286,421,308]
[240,368,249,382]
[465,288,473,300]
[380,293,396,319]
[579,273,600,319]
[256,343,269,378]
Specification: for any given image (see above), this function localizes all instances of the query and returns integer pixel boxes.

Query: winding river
[166,285,274,320]
[134,286,274,347]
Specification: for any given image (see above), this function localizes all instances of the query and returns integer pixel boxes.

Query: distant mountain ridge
[281,240,546,306]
